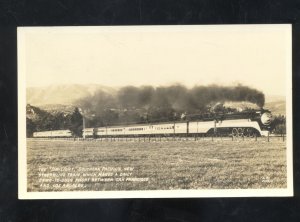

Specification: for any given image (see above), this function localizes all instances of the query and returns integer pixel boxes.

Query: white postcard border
[18,25,293,199]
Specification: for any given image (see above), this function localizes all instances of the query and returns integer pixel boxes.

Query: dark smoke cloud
[76,84,265,125]
[189,84,265,108]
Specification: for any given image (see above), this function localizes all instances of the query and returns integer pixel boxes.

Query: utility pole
[78,108,86,139]
[82,115,85,139]
[214,119,217,135]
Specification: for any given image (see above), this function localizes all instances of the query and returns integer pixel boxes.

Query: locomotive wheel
[246,128,254,138]
[243,128,249,137]
[238,128,244,137]
[232,128,238,137]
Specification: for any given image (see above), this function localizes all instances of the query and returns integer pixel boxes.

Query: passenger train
[33,129,72,138]
[32,109,273,138]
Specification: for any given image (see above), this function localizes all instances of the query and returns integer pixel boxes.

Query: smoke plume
[76,84,265,126]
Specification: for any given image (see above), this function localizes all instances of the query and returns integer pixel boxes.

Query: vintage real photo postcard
[18,25,293,199]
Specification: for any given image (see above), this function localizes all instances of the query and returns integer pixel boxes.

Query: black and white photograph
[18,25,293,199]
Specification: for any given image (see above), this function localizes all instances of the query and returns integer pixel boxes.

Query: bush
[271,115,286,134]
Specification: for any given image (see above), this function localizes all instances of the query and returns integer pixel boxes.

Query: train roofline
[92,121,189,129]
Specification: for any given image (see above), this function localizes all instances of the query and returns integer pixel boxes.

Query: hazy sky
[19,25,291,96]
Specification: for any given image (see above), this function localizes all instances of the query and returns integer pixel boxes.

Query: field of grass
[27,137,287,191]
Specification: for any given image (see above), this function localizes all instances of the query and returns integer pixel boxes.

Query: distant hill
[39,104,77,115]
[264,100,286,116]
[265,95,285,103]
[27,84,116,106]
[264,95,286,116]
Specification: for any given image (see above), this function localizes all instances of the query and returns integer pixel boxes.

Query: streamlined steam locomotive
[82,109,273,138]
[32,109,273,138]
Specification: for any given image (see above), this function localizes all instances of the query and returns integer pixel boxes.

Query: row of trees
[26,106,83,137]
[271,115,286,134]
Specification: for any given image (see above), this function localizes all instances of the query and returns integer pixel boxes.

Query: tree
[68,107,83,137]
[26,118,36,137]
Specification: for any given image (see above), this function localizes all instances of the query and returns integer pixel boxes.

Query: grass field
[27,137,287,191]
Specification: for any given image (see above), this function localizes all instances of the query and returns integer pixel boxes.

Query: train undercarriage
[206,127,261,137]
[87,127,262,139]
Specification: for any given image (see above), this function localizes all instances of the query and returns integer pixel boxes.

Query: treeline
[26,105,82,137]
[76,84,265,127]
[271,115,286,134]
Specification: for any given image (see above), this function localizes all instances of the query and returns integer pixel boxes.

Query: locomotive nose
[261,112,273,125]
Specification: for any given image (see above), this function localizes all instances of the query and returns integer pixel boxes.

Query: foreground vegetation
[27,138,287,191]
